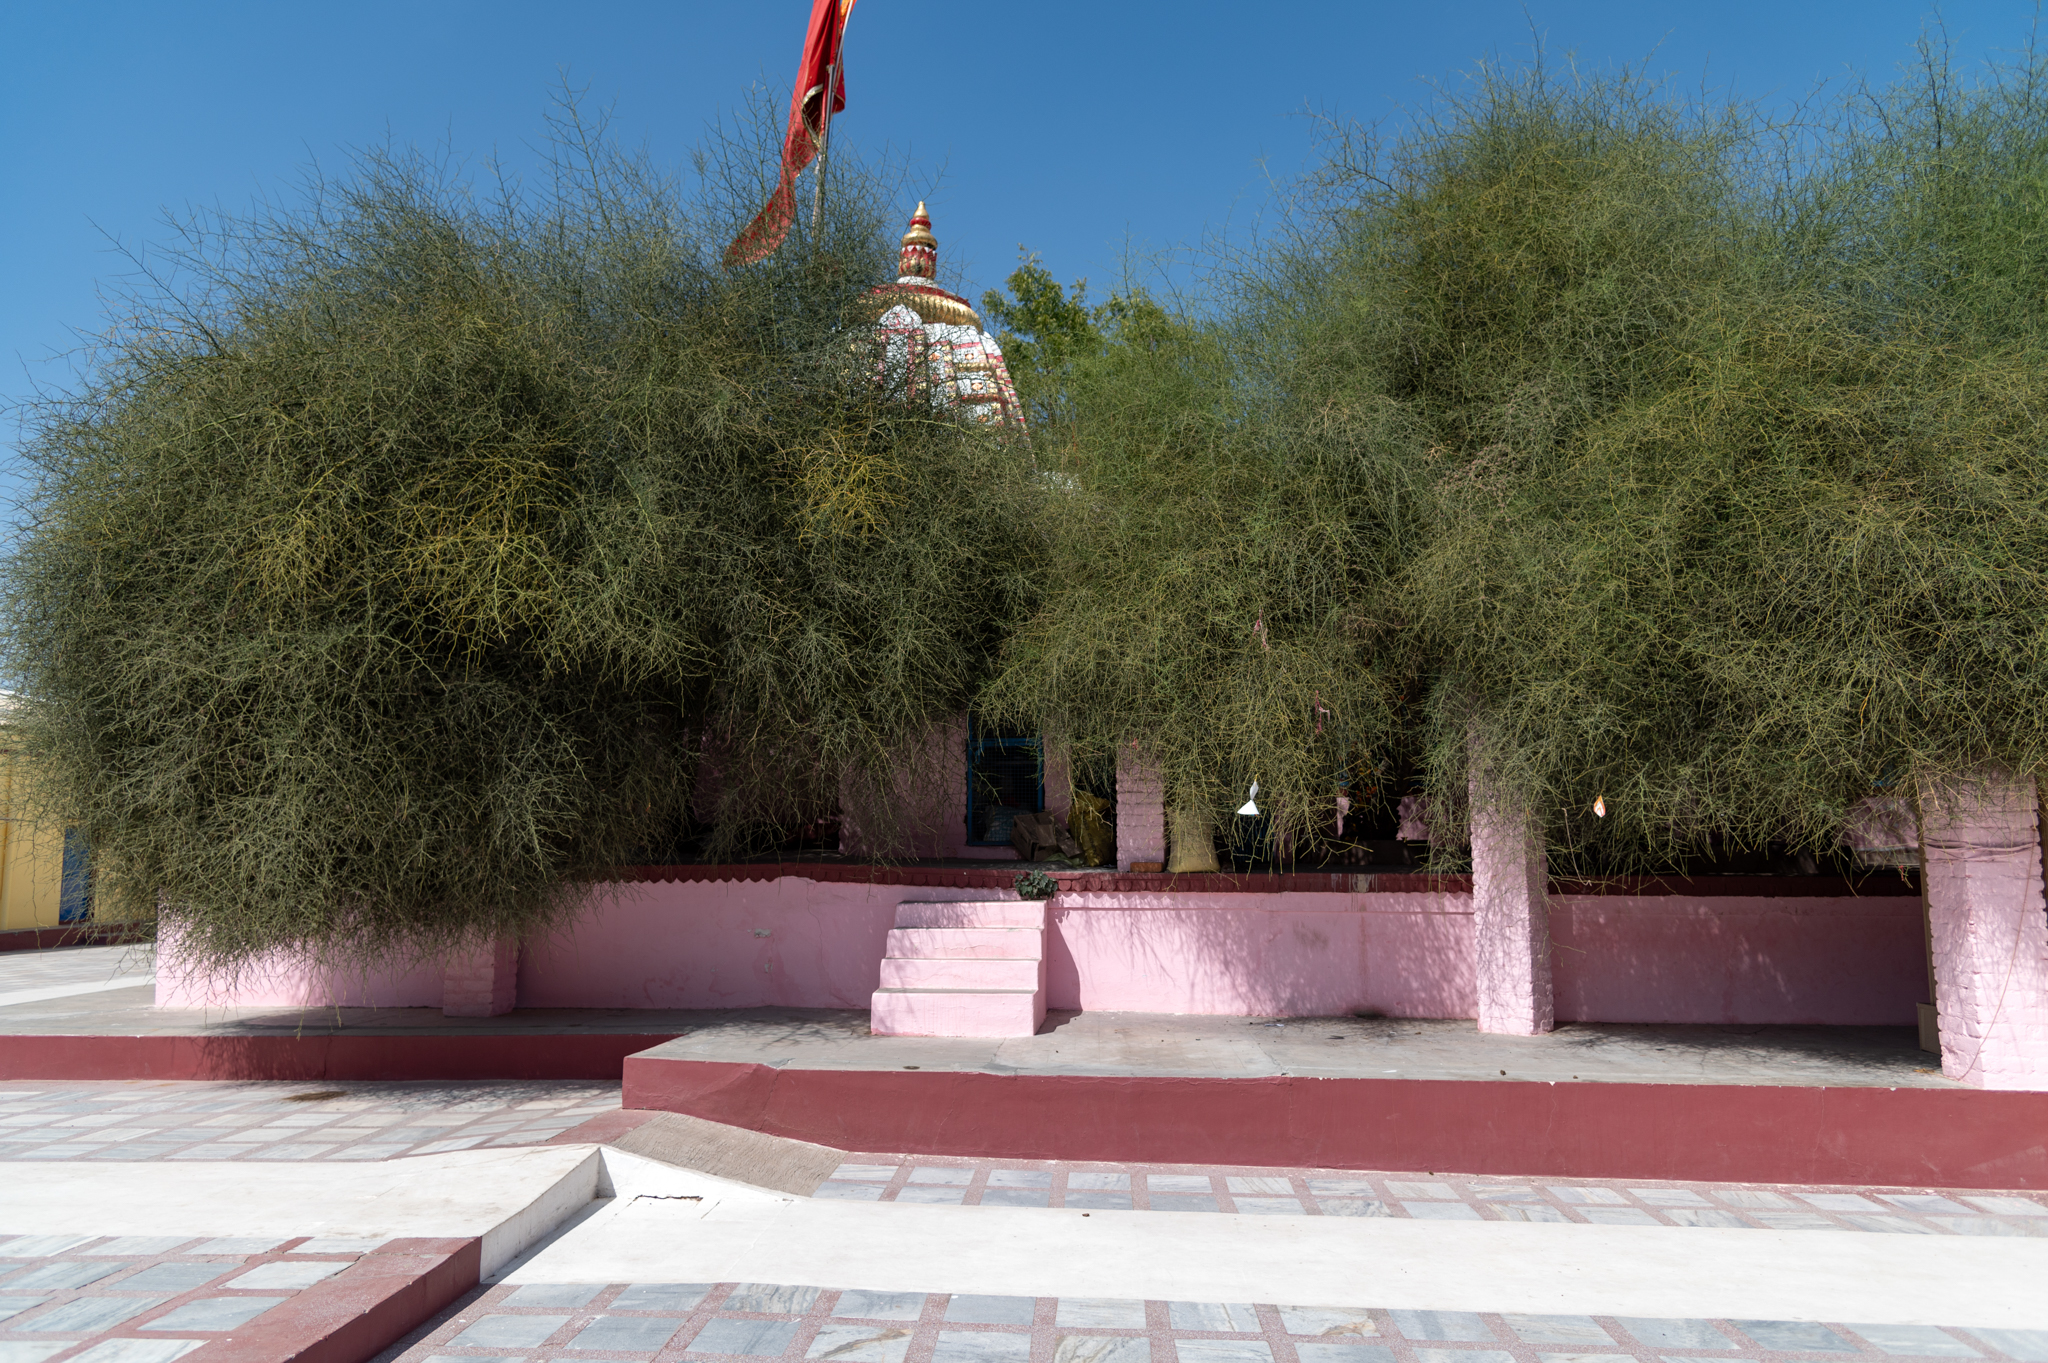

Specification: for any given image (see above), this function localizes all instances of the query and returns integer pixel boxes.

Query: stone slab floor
[383,1279,2048,1363]
[4,1080,2047,1363]
[0,1233,397,1363]
[0,1080,2038,1239]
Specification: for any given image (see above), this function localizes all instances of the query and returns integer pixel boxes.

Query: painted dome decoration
[869,203,1026,430]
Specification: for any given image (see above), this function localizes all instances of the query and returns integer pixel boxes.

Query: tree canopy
[986,40,2048,869]
[5,105,1037,971]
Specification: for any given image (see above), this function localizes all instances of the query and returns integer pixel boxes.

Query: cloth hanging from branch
[724,0,855,267]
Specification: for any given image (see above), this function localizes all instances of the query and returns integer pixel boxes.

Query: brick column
[1918,770,2048,1090]
[1115,746,1166,872]
[1469,756,1553,1036]
[443,938,518,1017]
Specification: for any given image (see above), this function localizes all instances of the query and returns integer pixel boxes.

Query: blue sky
[2,1,2040,495]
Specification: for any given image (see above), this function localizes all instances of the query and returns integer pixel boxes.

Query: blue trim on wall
[59,828,92,924]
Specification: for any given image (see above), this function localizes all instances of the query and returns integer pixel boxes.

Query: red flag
[725,0,855,267]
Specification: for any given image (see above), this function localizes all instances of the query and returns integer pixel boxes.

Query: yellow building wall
[0,749,71,931]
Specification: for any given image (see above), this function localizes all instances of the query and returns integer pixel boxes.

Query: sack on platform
[1069,790,1114,866]
[1166,805,1220,873]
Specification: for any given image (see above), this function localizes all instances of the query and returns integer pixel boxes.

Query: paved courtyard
[0,1232,395,1363]
[7,1240,2046,1363]
[391,1279,2048,1363]
[3,948,2045,1363]
[0,1081,618,1162]
[810,1159,2048,1235]
[3,1078,2045,1363]
[2,1079,2040,1239]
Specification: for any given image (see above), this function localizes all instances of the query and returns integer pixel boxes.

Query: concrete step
[870,987,1046,1038]
[879,956,1045,991]
[894,901,1049,930]
[883,927,1044,961]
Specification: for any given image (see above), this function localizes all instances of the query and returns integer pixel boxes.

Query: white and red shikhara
[867,203,1026,430]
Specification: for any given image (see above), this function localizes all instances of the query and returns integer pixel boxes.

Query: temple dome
[868,203,1025,430]
[867,201,985,328]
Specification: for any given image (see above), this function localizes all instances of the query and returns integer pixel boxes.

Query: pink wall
[1550,895,1925,1026]
[527,881,1474,1017]
[552,880,1902,1025]
[520,879,984,1010]
[153,876,1926,1027]
[524,882,1476,1018]
[1046,890,1472,1017]
[153,922,444,1010]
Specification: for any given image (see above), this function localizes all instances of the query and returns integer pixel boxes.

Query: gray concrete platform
[635,1007,1948,1087]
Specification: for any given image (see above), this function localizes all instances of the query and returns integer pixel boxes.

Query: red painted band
[623,1056,2048,1191]
[0,924,150,953]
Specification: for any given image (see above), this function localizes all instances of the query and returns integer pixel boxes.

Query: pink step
[870,988,1046,1038]
[884,927,1044,960]
[880,956,1045,991]
[894,901,1048,930]
[871,901,1050,1038]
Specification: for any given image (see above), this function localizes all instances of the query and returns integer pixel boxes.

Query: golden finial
[899,202,937,280]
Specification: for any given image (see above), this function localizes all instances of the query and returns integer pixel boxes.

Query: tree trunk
[1166,799,1220,873]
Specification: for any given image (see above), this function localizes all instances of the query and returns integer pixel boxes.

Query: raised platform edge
[620,1054,2048,1190]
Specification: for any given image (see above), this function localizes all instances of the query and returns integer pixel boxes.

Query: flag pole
[810,1,852,234]
[810,62,836,232]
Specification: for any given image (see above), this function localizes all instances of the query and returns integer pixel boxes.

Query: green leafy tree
[982,255,1415,863]
[4,98,1037,974]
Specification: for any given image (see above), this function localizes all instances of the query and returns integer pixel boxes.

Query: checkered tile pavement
[396,1281,2048,1363]
[9,1082,2041,1239]
[0,1232,392,1363]
[812,1162,2048,1236]
[0,1081,619,1163]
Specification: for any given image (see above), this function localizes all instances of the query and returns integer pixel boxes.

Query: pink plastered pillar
[442,938,519,1017]
[1469,767,1554,1036]
[1115,746,1166,871]
[1918,770,2048,1090]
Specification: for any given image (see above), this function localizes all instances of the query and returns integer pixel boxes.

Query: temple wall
[1549,895,1924,1026]
[153,921,445,1010]
[156,876,1924,1026]
[520,878,987,1010]
[1044,890,1472,1017]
